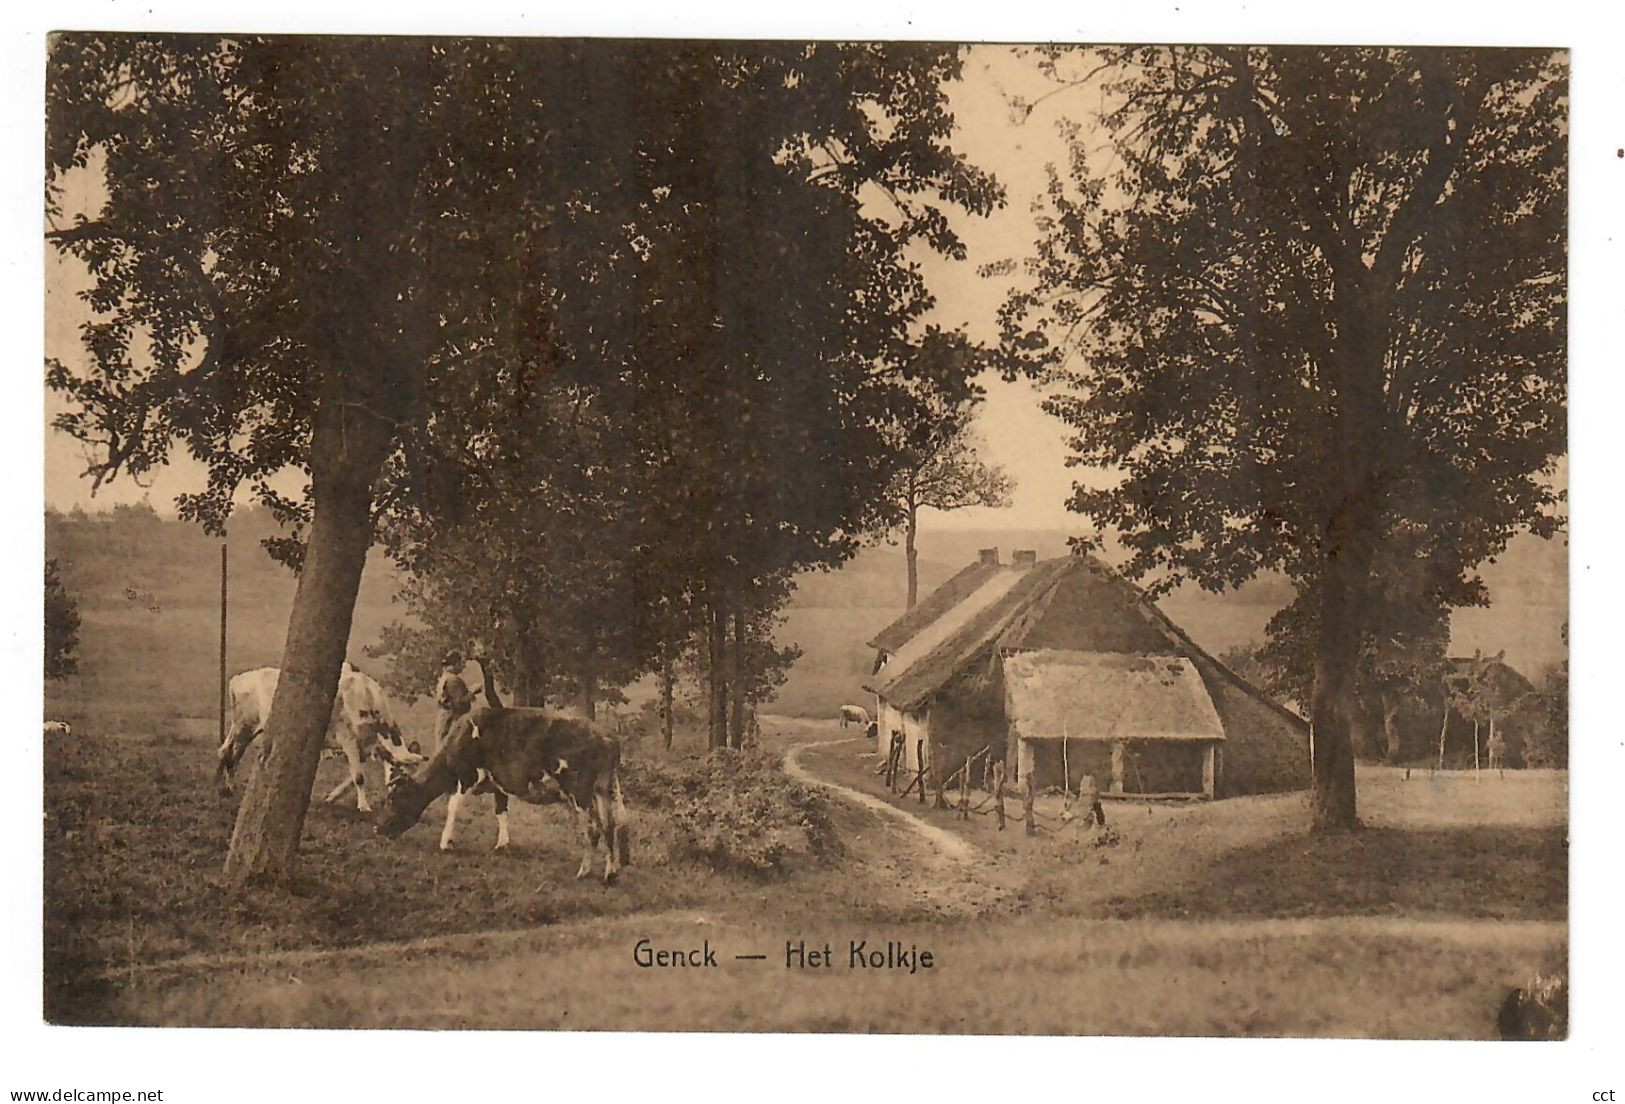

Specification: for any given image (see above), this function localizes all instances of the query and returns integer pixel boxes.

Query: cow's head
[357,712,425,781]
[375,771,434,839]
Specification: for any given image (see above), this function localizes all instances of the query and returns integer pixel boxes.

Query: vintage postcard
[36,26,1574,1071]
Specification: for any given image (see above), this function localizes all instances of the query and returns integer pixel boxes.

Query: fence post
[993,761,1006,831]
[916,740,926,805]
[1023,766,1036,837]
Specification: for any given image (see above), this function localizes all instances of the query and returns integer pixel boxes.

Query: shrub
[1523,661,1568,769]
[622,750,834,876]
[45,559,81,680]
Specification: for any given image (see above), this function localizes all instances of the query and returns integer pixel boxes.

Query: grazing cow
[838,704,870,729]
[43,721,71,737]
[374,707,628,884]
[215,663,425,812]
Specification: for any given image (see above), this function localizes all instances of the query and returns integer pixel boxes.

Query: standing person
[433,650,475,754]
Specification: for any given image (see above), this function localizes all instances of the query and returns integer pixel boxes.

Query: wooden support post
[1202,744,1216,799]
[218,536,228,753]
[1023,766,1036,837]
[1437,705,1449,772]
[993,761,1006,831]
[915,740,926,805]
[958,756,971,820]
[1110,740,1125,794]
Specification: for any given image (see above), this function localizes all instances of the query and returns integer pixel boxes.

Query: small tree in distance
[886,330,1014,608]
[45,558,81,680]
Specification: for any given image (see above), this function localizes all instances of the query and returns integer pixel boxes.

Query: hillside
[42,507,1566,732]
[43,504,429,737]
[772,524,1568,718]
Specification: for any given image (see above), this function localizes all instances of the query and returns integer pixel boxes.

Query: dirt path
[780,732,1014,918]
[783,737,980,863]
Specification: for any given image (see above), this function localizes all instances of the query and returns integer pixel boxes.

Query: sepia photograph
[30,14,1582,1065]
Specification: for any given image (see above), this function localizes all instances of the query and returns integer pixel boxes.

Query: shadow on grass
[1098,823,1567,921]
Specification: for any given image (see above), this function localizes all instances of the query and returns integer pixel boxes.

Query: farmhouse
[863,548,1308,799]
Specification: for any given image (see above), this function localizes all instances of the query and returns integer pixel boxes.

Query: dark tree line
[47,36,1002,882]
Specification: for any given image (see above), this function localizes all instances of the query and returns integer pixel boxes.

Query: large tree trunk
[728,608,747,749]
[223,402,393,886]
[1310,274,1387,831]
[905,495,920,610]
[706,602,727,750]
[1310,553,1364,829]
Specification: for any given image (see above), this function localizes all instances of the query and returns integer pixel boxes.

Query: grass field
[42,508,1568,1036]
[44,716,1567,1035]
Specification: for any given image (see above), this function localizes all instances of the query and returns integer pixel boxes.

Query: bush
[1523,662,1568,769]
[622,750,834,876]
[45,559,81,680]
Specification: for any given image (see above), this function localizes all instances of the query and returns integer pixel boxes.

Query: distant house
[1432,653,1545,767]
[863,548,1308,799]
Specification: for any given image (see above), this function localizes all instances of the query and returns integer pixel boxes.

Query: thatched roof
[867,560,1003,653]
[864,552,1307,736]
[1005,651,1225,742]
[865,557,1071,708]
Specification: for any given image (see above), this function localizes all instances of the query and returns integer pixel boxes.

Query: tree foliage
[44,558,81,680]
[47,35,1003,877]
[1001,46,1566,826]
[879,329,1013,607]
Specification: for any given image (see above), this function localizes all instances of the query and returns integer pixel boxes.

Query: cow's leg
[440,788,465,851]
[215,721,258,795]
[493,791,510,852]
[324,736,370,812]
[611,774,631,867]
[573,800,595,880]
[594,785,620,884]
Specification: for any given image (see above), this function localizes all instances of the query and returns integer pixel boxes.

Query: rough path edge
[782,736,981,864]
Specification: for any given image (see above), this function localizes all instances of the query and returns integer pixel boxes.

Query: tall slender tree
[1001,47,1566,828]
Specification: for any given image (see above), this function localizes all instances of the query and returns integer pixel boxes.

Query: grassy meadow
[41,507,1567,1035]
[51,722,1566,1035]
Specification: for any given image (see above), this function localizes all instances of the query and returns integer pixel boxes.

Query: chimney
[977,548,1000,566]
[1012,550,1037,568]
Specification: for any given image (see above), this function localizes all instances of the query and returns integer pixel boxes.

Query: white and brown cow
[838,704,870,729]
[374,707,629,884]
[215,663,425,812]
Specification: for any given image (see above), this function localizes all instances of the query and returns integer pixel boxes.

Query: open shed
[1004,650,1224,797]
